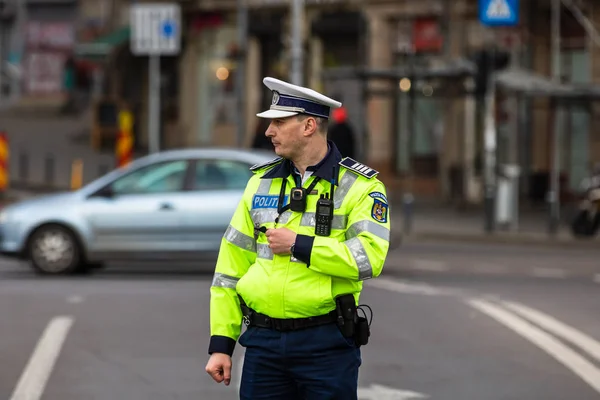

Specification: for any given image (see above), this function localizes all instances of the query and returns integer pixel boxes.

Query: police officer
[205,77,391,399]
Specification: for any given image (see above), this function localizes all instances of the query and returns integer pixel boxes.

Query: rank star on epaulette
[250,157,283,171]
[339,157,378,179]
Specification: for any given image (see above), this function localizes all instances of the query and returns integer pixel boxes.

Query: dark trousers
[238,322,361,400]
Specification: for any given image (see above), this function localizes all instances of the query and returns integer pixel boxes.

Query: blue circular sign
[161,20,176,38]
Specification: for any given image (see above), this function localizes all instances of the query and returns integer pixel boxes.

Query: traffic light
[472,49,510,97]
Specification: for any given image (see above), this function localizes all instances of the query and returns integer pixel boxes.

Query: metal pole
[483,48,497,233]
[235,0,248,148]
[0,20,4,104]
[290,0,304,85]
[403,53,415,235]
[148,54,161,154]
[549,0,561,235]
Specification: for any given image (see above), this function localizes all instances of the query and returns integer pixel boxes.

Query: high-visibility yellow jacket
[208,152,390,356]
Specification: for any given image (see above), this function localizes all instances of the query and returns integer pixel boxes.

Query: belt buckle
[243,315,250,326]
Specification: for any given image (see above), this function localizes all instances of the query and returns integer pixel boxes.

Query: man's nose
[265,124,275,137]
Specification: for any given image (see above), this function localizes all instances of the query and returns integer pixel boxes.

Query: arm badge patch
[369,192,388,223]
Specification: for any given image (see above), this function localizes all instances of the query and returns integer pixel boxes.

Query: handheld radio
[315,166,337,237]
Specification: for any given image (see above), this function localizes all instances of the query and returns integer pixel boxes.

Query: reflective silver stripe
[344,237,373,281]
[256,243,302,263]
[224,225,256,252]
[257,243,273,260]
[251,179,292,226]
[334,171,358,209]
[211,273,240,289]
[300,213,347,230]
[279,211,292,224]
[251,209,292,226]
[251,209,279,225]
[256,179,273,194]
[345,220,390,242]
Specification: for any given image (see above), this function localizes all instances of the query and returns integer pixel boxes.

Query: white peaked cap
[256,77,342,119]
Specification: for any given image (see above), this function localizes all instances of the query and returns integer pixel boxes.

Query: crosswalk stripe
[503,301,600,363]
[468,299,600,395]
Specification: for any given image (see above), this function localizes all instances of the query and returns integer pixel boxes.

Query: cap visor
[256,109,298,119]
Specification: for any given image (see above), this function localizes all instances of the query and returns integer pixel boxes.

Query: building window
[394,53,442,177]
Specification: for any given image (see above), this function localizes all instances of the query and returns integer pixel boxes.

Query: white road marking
[531,267,567,279]
[408,259,448,272]
[358,383,429,399]
[468,299,600,395]
[477,263,509,275]
[9,316,74,400]
[66,295,83,304]
[366,278,459,297]
[502,301,600,363]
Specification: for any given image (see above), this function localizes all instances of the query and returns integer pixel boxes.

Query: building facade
[88,0,600,204]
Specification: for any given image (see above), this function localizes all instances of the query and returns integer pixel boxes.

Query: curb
[400,231,600,250]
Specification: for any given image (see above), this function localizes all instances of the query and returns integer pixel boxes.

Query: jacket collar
[261,141,342,183]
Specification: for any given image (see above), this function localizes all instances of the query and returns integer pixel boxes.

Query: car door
[82,159,191,256]
[179,158,254,252]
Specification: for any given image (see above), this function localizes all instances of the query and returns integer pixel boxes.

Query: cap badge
[272,91,280,105]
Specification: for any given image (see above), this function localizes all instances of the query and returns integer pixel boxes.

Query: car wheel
[28,225,83,275]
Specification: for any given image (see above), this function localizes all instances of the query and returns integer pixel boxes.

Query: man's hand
[265,228,297,255]
[206,353,232,385]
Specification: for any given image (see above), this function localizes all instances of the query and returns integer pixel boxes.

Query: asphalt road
[1,242,599,400]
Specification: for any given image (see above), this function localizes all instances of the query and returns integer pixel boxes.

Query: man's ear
[302,117,318,137]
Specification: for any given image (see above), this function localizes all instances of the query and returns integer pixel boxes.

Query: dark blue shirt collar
[261,141,342,183]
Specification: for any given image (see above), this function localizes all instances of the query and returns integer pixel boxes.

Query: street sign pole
[235,0,248,148]
[483,49,497,233]
[131,3,180,155]
[290,0,304,85]
[478,0,519,232]
[148,54,161,154]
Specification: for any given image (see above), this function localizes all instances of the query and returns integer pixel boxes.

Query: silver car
[0,148,275,275]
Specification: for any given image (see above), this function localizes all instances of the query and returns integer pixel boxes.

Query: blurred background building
[1,0,599,207]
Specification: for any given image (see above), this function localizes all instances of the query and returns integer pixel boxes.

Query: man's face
[265,116,306,159]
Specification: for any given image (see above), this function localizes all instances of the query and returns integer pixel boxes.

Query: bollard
[70,159,83,190]
[0,132,9,194]
[44,154,55,185]
[116,110,134,168]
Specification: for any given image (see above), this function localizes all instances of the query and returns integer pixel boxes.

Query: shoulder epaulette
[339,157,379,179]
[250,156,283,171]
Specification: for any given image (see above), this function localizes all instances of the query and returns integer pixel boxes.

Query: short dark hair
[297,114,329,134]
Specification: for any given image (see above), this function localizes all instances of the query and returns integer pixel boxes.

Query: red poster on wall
[412,18,443,53]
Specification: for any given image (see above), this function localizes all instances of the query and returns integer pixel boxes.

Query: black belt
[242,307,338,332]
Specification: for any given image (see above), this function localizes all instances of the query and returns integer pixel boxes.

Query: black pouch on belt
[335,294,357,338]
[355,315,370,346]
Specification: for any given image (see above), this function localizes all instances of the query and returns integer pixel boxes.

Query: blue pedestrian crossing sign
[479,0,519,26]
